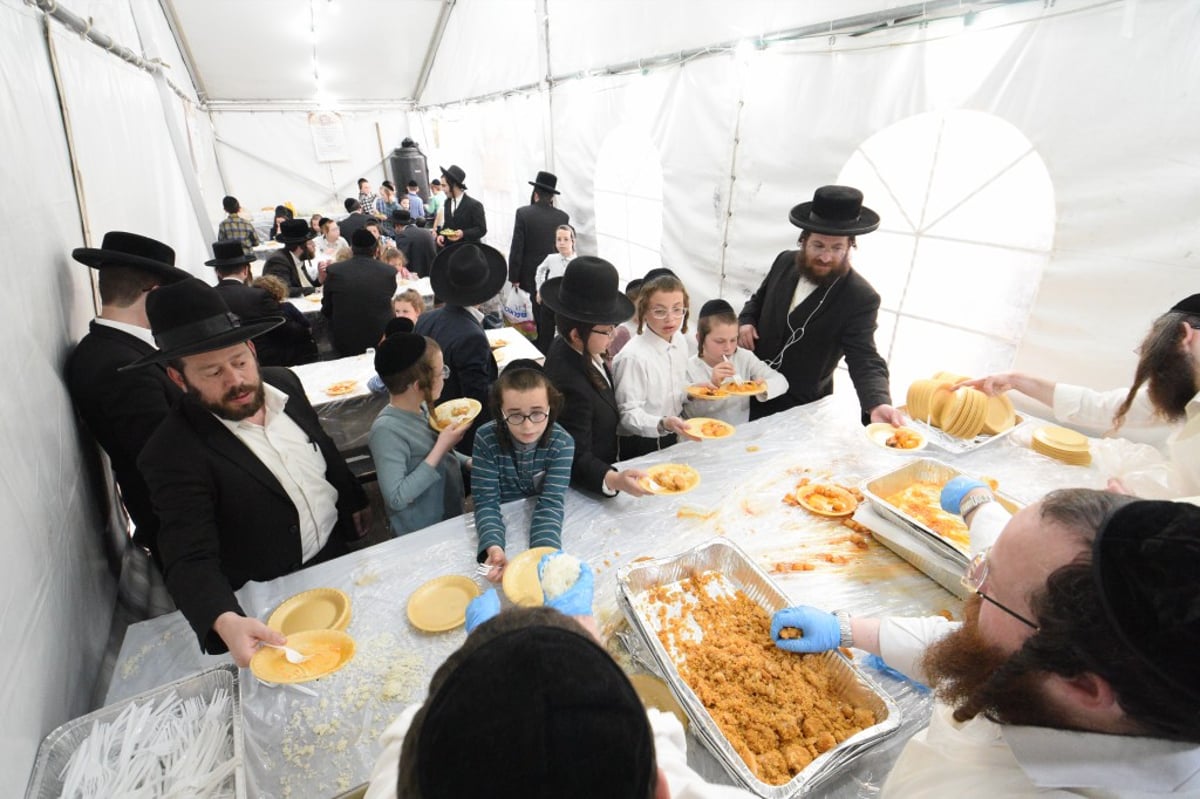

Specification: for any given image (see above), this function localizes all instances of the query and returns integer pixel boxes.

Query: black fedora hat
[789,185,880,236]
[430,243,507,307]
[440,164,468,191]
[275,218,317,245]
[540,256,634,326]
[1170,294,1200,316]
[204,239,257,269]
[528,171,560,195]
[73,231,191,283]
[122,278,283,369]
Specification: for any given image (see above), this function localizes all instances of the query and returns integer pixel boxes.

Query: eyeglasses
[961,548,1040,631]
[589,327,616,338]
[647,307,688,321]
[440,365,451,379]
[503,410,548,426]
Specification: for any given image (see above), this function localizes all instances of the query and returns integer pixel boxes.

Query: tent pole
[535,0,555,173]
[413,0,457,104]
[716,90,746,298]
[157,0,209,104]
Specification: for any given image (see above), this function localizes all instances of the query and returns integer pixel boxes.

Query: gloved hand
[465,588,501,633]
[770,606,841,653]
[940,475,989,515]
[538,553,594,617]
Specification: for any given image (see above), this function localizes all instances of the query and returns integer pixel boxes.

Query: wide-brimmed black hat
[1094,500,1200,703]
[789,185,880,236]
[274,218,317,245]
[430,243,507,306]
[1170,294,1200,316]
[391,208,413,225]
[540,256,635,326]
[440,164,468,191]
[204,239,257,269]
[121,278,283,369]
[72,231,191,283]
[529,170,560,195]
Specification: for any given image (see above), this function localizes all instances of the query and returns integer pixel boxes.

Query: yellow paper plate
[685,417,735,439]
[983,394,1017,435]
[406,575,481,632]
[865,423,926,452]
[325,380,358,397]
[502,546,560,607]
[429,398,483,432]
[793,483,859,518]
[250,629,356,684]
[267,588,351,635]
[638,464,701,495]
[720,380,767,396]
[686,384,728,400]
[628,673,688,731]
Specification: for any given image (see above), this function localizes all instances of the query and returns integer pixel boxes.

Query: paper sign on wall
[309,111,348,162]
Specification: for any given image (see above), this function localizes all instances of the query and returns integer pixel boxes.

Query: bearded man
[128,279,368,666]
[738,185,902,424]
[964,294,1200,498]
[770,488,1200,797]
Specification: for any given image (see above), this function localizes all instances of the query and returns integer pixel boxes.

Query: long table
[107,393,1108,797]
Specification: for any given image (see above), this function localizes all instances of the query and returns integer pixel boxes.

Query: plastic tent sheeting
[0,4,116,796]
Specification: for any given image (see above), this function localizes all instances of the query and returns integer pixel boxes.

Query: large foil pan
[861,457,1024,580]
[25,664,246,799]
[617,538,901,797]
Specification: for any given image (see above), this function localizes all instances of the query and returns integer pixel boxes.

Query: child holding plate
[473,361,575,581]
[684,299,789,424]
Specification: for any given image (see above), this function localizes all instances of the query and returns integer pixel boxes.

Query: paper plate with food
[792,483,859,518]
[324,379,359,397]
[685,417,736,439]
[686,384,729,400]
[502,546,560,607]
[865,423,927,452]
[429,398,483,431]
[639,463,701,495]
[249,629,356,684]
[720,379,767,396]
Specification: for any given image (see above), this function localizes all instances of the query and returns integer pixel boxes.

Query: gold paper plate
[250,629,355,684]
[429,398,483,432]
[865,423,926,452]
[685,417,735,439]
[686,384,729,400]
[407,575,480,632]
[267,588,351,635]
[720,380,767,396]
[638,464,701,495]
[793,483,859,518]
[502,546,560,607]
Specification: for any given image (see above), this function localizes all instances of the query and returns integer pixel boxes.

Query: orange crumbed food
[885,428,922,449]
[650,573,876,786]
[794,484,858,516]
[883,480,970,548]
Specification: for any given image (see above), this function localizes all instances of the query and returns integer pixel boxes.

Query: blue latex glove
[940,475,989,515]
[538,553,595,616]
[465,588,500,633]
[770,606,841,653]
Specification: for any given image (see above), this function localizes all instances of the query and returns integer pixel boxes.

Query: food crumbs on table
[936,608,955,621]
[746,445,760,452]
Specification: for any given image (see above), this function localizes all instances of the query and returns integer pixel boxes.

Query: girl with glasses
[684,299,789,424]
[472,362,575,582]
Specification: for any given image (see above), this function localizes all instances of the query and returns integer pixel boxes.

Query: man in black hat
[207,240,316,367]
[216,196,258,253]
[321,228,399,356]
[131,279,368,664]
[509,170,570,353]
[770,488,1200,795]
[435,164,487,253]
[66,232,193,560]
[738,185,902,425]
[415,243,508,454]
[262,218,319,297]
[392,208,437,278]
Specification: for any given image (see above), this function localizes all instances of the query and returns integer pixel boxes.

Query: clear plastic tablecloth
[290,353,387,454]
[485,327,544,370]
[107,393,1107,798]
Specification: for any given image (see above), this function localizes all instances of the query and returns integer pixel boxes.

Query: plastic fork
[262,643,309,664]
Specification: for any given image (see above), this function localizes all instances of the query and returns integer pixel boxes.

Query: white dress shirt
[216,383,339,562]
[682,348,790,424]
[94,317,156,347]
[613,328,690,437]
[789,276,819,312]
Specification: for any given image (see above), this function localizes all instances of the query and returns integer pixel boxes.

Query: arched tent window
[594,125,664,283]
[839,110,1055,389]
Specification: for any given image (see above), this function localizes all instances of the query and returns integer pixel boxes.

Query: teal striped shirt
[471,421,574,559]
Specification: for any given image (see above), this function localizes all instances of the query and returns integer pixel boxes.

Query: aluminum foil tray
[616,538,901,797]
[861,457,1023,569]
[25,664,246,799]
[898,405,1027,455]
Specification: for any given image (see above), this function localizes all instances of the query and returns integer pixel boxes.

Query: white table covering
[485,327,544,370]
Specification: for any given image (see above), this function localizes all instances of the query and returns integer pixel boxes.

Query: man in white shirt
[771,488,1200,797]
[129,279,369,665]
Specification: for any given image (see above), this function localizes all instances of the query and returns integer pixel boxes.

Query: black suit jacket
[339,211,371,244]
[262,251,314,297]
[321,256,398,356]
[441,193,487,250]
[396,224,437,278]
[415,305,497,454]
[65,322,183,555]
[739,251,891,421]
[543,336,620,494]
[138,367,367,652]
[215,279,315,367]
[508,203,569,291]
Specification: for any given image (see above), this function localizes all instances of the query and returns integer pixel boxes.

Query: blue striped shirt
[471,421,574,558]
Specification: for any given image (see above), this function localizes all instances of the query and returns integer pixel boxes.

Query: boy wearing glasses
[770,488,1200,797]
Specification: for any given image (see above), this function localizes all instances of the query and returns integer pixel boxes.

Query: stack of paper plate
[938,387,989,438]
[906,379,951,422]
[1031,425,1092,465]
[982,394,1017,435]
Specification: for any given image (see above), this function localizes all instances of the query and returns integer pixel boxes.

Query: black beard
[1144,343,1198,422]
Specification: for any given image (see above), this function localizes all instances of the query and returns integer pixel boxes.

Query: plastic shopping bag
[502,284,537,339]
